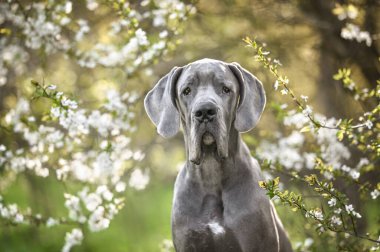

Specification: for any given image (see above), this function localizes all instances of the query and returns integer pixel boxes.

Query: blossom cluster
[64,185,124,232]
[0,1,197,251]
[0,83,150,251]
[0,0,195,87]
[332,3,372,46]
[245,32,379,250]
[258,110,369,182]
[340,23,372,47]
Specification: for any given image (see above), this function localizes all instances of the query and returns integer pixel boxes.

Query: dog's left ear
[144,67,183,138]
[228,62,266,132]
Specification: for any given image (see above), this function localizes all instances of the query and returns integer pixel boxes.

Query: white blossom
[313,209,324,221]
[115,181,127,193]
[365,120,373,129]
[62,228,83,252]
[0,1,195,250]
[345,204,354,213]
[46,217,59,227]
[304,238,313,248]
[300,95,309,102]
[274,80,279,90]
[328,198,337,207]
[96,185,113,201]
[341,23,372,47]
[344,204,361,218]
[331,215,342,226]
[302,105,312,116]
[88,206,110,232]
[349,170,360,180]
[371,189,379,200]
[86,0,99,11]
[280,89,288,95]
[273,59,282,66]
[341,165,351,172]
[357,158,369,168]
[334,208,342,214]
[307,209,324,221]
[47,84,57,90]
[129,169,150,190]
[83,193,102,212]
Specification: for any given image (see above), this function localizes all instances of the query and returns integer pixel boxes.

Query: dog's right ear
[228,62,266,132]
[144,67,183,138]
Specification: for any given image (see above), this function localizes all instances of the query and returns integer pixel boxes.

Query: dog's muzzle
[189,101,228,164]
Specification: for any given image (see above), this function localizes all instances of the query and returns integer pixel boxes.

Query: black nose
[194,103,217,122]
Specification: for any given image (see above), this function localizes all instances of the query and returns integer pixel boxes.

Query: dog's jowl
[144,59,293,252]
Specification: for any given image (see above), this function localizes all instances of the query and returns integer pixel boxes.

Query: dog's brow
[213,73,228,84]
[181,75,197,87]
[218,64,227,73]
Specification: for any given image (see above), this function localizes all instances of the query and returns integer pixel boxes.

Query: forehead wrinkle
[218,64,227,73]
[192,68,212,85]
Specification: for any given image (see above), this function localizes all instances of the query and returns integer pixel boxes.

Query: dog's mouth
[202,132,215,145]
[189,123,228,165]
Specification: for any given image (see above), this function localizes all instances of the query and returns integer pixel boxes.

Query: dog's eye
[222,86,231,94]
[182,87,191,96]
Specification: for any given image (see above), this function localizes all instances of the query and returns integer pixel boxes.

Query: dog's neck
[183,127,243,193]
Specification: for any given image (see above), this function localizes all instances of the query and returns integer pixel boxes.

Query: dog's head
[144,59,266,164]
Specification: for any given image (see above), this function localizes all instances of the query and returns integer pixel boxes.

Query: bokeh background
[0,0,379,251]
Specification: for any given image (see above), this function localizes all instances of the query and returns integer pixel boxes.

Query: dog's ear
[144,67,183,138]
[228,62,266,132]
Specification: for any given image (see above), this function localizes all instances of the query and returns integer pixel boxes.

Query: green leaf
[258,181,266,189]
[31,80,39,86]
[273,177,280,187]
[337,130,344,141]
[300,125,311,133]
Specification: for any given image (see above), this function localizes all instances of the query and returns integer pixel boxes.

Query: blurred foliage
[0,0,379,251]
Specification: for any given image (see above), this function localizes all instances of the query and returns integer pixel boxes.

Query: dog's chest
[195,156,223,195]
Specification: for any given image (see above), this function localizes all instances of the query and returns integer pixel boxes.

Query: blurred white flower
[86,0,99,11]
[115,181,127,193]
[344,204,361,218]
[302,105,312,116]
[328,198,337,207]
[46,217,59,227]
[349,170,360,180]
[357,158,369,168]
[304,238,313,248]
[280,89,288,95]
[334,208,342,214]
[83,193,102,211]
[274,80,279,90]
[341,23,372,47]
[371,189,379,200]
[300,95,309,102]
[88,206,110,232]
[331,215,342,226]
[345,204,354,213]
[47,84,57,90]
[129,169,150,190]
[365,120,373,129]
[313,209,324,221]
[62,228,83,252]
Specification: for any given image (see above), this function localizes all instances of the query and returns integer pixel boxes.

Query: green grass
[0,176,174,252]
[1,174,378,252]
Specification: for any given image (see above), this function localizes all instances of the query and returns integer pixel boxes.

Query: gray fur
[144,59,293,252]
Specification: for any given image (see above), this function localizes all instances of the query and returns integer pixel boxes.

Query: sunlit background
[0,0,379,251]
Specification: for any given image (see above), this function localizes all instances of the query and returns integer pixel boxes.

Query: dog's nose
[194,103,217,122]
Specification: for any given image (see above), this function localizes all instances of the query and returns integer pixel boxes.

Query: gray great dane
[144,59,293,252]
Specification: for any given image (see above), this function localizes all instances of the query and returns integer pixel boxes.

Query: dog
[144,59,293,252]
